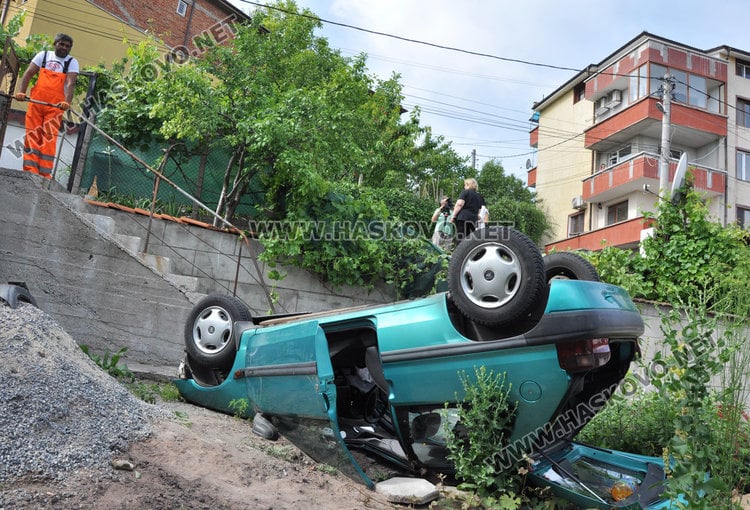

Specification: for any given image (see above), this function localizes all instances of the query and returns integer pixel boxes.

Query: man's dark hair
[54,33,73,46]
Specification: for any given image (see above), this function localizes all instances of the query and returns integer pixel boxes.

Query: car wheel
[448,227,546,328]
[0,283,37,309]
[544,252,600,281]
[184,294,252,372]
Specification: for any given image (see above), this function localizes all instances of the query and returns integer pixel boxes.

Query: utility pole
[471,149,476,169]
[658,73,673,202]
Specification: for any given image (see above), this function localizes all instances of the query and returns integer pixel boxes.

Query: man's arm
[64,72,78,104]
[15,62,40,97]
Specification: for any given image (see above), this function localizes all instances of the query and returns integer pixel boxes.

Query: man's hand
[13,92,26,101]
[56,101,70,111]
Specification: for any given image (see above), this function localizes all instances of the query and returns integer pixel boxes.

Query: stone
[374,477,439,505]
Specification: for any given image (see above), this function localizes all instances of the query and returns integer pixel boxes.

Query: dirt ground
[10,400,404,510]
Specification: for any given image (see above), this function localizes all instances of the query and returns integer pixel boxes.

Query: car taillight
[556,338,611,372]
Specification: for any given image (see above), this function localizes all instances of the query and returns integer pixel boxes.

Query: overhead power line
[236,1,583,73]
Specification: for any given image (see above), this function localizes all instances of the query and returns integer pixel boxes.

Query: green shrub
[445,367,523,509]
[576,389,676,457]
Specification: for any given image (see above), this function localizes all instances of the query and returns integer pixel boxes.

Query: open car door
[239,320,375,488]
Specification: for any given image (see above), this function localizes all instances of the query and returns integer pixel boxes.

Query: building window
[737,150,750,181]
[606,201,628,225]
[568,212,585,236]
[688,75,707,108]
[738,207,750,228]
[573,83,585,104]
[737,59,750,79]
[177,0,188,16]
[738,98,750,128]
[647,64,709,110]
[629,64,650,102]
[607,144,632,166]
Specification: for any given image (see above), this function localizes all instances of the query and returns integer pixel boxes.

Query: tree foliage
[475,160,551,244]
[586,187,750,311]
[93,0,467,291]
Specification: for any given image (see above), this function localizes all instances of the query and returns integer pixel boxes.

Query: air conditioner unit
[595,97,609,115]
[607,89,622,107]
[572,195,585,210]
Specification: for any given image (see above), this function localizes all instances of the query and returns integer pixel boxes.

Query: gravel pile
[0,303,167,487]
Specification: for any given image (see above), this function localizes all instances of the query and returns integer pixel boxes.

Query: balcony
[584,97,726,154]
[582,152,725,203]
[545,217,656,252]
[527,166,537,188]
[529,125,538,148]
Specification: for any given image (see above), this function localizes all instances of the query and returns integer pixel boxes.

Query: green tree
[476,159,534,203]
[639,190,750,309]
[476,160,551,244]
[90,1,471,292]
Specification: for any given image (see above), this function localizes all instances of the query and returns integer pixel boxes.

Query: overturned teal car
[175,227,676,508]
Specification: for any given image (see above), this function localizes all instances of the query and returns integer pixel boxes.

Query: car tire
[544,252,600,281]
[448,227,546,328]
[502,252,601,337]
[184,294,252,372]
[0,283,37,309]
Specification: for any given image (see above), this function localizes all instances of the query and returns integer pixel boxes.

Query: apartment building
[530,32,750,252]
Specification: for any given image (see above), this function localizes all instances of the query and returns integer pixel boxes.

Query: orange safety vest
[23,52,70,178]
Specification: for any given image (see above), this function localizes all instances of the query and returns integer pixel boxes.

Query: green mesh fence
[80,131,264,220]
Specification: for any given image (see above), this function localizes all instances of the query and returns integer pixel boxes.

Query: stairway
[52,191,206,303]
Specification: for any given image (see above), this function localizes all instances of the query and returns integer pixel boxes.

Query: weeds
[228,398,251,418]
[126,381,182,404]
[445,367,524,509]
[80,345,133,380]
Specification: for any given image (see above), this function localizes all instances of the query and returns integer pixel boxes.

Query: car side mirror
[411,412,441,440]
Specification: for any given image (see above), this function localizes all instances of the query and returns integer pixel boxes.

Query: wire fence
[79,129,264,222]
[65,113,283,314]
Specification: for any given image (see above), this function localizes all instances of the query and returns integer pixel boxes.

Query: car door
[241,320,375,488]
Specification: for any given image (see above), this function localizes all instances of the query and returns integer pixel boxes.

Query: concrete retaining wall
[2,167,744,402]
[0,168,395,374]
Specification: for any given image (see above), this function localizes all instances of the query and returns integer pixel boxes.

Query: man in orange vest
[14,33,79,179]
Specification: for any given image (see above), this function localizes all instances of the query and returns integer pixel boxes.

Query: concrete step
[184,291,207,304]
[58,190,208,298]
[114,233,143,255]
[164,273,201,292]
[50,190,86,211]
[137,252,172,274]
[81,213,116,235]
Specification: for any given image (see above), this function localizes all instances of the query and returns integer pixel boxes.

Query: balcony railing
[529,125,538,148]
[527,167,537,188]
[582,152,725,203]
[545,217,656,252]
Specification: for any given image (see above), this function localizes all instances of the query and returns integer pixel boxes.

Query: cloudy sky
[228,0,750,180]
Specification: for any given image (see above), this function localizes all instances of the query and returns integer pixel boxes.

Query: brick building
[529,32,750,252]
[1,0,249,70]
[0,0,250,174]
[87,0,248,55]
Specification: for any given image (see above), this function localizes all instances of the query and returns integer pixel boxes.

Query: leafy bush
[445,367,523,509]
[259,180,440,296]
[577,389,676,457]
[581,189,750,505]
